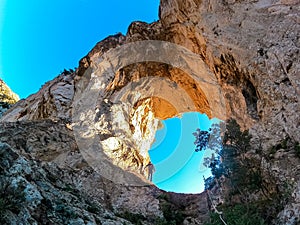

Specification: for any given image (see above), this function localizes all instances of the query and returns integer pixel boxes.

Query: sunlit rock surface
[0,0,299,224]
[1,72,74,122]
[0,79,19,117]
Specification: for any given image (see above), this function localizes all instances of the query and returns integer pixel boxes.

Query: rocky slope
[0,120,209,224]
[1,71,74,122]
[0,0,299,224]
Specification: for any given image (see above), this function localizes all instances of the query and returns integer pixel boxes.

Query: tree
[193,128,210,152]
[193,122,224,174]
[193,123,224,153]
[193,119,255,188]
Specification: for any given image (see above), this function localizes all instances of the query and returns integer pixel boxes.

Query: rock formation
[0,0,299,224]
[0,79,19,117]
[1,72,74,122]
[1,121,209,224]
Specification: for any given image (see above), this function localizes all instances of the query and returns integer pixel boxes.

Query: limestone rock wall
[0,120,210,224]
[1,72,74,122]
[0,0,299,224]
[159,0,299,143]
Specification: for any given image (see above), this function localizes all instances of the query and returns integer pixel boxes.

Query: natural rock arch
[72,40,226,186]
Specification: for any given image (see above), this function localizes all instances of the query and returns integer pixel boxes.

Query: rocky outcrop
[159,0,299,137]
[0,120,209,224]
[1,72,74,122]
[0,142,128,225]
[0,79,19,117]
[0,0,299,224]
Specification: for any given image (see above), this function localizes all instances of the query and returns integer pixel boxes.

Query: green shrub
[157,193,169,201]
[160,202,184,225]
[154,217,169,225]
[204,203,266,225]
[116,211,145,225]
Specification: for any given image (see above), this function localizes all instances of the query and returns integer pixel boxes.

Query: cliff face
[159,0,299,141]
[1,72,74,122]
[0,121,209,224]
[0,0,299,224]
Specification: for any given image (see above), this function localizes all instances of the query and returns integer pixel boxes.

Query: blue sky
[149,112,219,193]
[0,0,159,98]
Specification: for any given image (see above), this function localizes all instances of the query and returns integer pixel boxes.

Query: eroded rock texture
[1,72,74,122]
[0,0,299,224]
[0,121,209,224]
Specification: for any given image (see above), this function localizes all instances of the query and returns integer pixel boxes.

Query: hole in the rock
[148,112,221,194]
[242,80,259,120]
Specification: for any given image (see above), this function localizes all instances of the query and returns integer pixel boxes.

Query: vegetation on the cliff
[0,79,19,118]
[204,203,266,225]
[116,192,186,225]
[0,79,19,105]
[116,194,185,225]
[156,193,185,225]
[194,119,291,225]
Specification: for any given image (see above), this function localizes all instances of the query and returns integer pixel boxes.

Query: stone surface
[0,121,209,224]
[0,142,131,225]
[1,72,74,122]
[0,0,299,224]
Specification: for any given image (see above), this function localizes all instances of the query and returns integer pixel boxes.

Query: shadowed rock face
[0,0,299,224]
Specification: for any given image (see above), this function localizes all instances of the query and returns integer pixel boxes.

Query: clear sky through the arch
[149,112,220,194]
